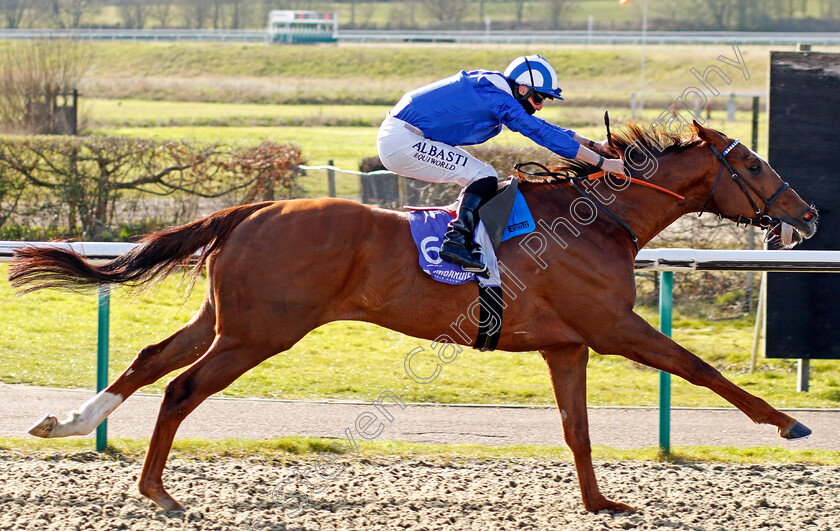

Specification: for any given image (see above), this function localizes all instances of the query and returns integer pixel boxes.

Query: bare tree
[272,0,324,10]
[356,2,377,27]
[766,0,793,19]
[699,0,732,27]
[390,0,418,28]
[515,0,526,26]
[0,0,27,28]
[728,0,766,30]
[0,137,305,238]
[423,0,468,25]
[406,0,418,27]
[227,142,304,202]
[0,154,26,228]
[229,0,243,28]
[0,40,90,134]
[46,0,91,29]
[211,0,225,29]
[0,137,221,236]
[652,0,682,24]
[148,1,173,27]
[118,0,149,29]
[179,0,209,28]
[546,0,572,30]
[819,0,839,17]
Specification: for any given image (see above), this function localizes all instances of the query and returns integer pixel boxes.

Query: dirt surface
[3,384,839,529]
[0,452,838,530]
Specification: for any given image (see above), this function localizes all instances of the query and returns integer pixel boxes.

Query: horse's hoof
[781,421,812,440]
[604,501,637,514]
[586,497,637,514]
[28,414,57,438]
[152,495,186,512]
[140,483,186,512]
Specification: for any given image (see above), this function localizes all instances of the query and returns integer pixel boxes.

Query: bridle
[514,137,795,251]
[704,138,790,231]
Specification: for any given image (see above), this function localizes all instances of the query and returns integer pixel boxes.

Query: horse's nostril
[803,211,816,222]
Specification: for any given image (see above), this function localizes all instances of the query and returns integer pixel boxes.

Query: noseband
[702,138,790,229]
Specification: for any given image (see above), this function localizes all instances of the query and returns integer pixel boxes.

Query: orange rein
[586,171,685,201]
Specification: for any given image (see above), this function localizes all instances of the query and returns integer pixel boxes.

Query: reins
[514,160,640,252]
[514,127,794,250]
[585,170,686,201]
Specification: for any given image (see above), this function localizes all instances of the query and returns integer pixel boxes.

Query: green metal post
[96,284,110,452]
[658,271,673,455]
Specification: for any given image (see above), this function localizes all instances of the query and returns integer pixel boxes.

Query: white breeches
[376,114,498,188]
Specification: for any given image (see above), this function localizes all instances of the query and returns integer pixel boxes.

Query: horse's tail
[8,201,275,294]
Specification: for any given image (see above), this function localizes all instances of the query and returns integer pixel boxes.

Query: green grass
[90,98,728,131]
[85,99,614,130]
[85,99,391,128]
[99,106,772,174]
[88,98,755,130]
[1,265,839,408]
[66,41,832,105]
[1,436,838,465]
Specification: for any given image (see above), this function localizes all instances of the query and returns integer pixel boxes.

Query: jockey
[377,54,626,274]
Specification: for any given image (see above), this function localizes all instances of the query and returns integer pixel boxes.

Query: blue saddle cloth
[408,190,535,286]
[499,190,536,243]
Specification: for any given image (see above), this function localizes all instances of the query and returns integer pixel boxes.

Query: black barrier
[766,51,840,359]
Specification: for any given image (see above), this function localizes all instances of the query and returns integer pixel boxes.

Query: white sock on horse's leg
[28,390,123,438]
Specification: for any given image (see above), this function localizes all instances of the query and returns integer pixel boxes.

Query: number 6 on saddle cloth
[408,177,534,288]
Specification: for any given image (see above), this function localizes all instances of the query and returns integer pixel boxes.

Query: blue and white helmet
[504,54,563,100]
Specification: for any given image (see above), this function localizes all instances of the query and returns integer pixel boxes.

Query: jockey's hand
[595,140,621,159]
[601,157,627,177]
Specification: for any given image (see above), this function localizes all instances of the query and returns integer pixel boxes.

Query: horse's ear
[693,120,724,147]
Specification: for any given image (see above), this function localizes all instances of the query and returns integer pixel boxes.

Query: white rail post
[797,359,810,392]
[327,159,336,198]
[749,272,766,373]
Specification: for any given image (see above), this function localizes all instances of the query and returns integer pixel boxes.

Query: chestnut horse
[9,122,817,514]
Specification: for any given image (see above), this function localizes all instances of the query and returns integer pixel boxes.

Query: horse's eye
[749,162,761,175]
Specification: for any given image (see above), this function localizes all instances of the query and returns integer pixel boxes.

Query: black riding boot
[439,192,487,273]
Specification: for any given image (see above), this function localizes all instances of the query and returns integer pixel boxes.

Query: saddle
[408,177,531,253]
[407,177,534,287]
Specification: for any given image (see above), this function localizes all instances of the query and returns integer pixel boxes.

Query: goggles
[531,91,552,105]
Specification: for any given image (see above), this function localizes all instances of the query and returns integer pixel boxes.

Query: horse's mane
[519,121,703,184]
